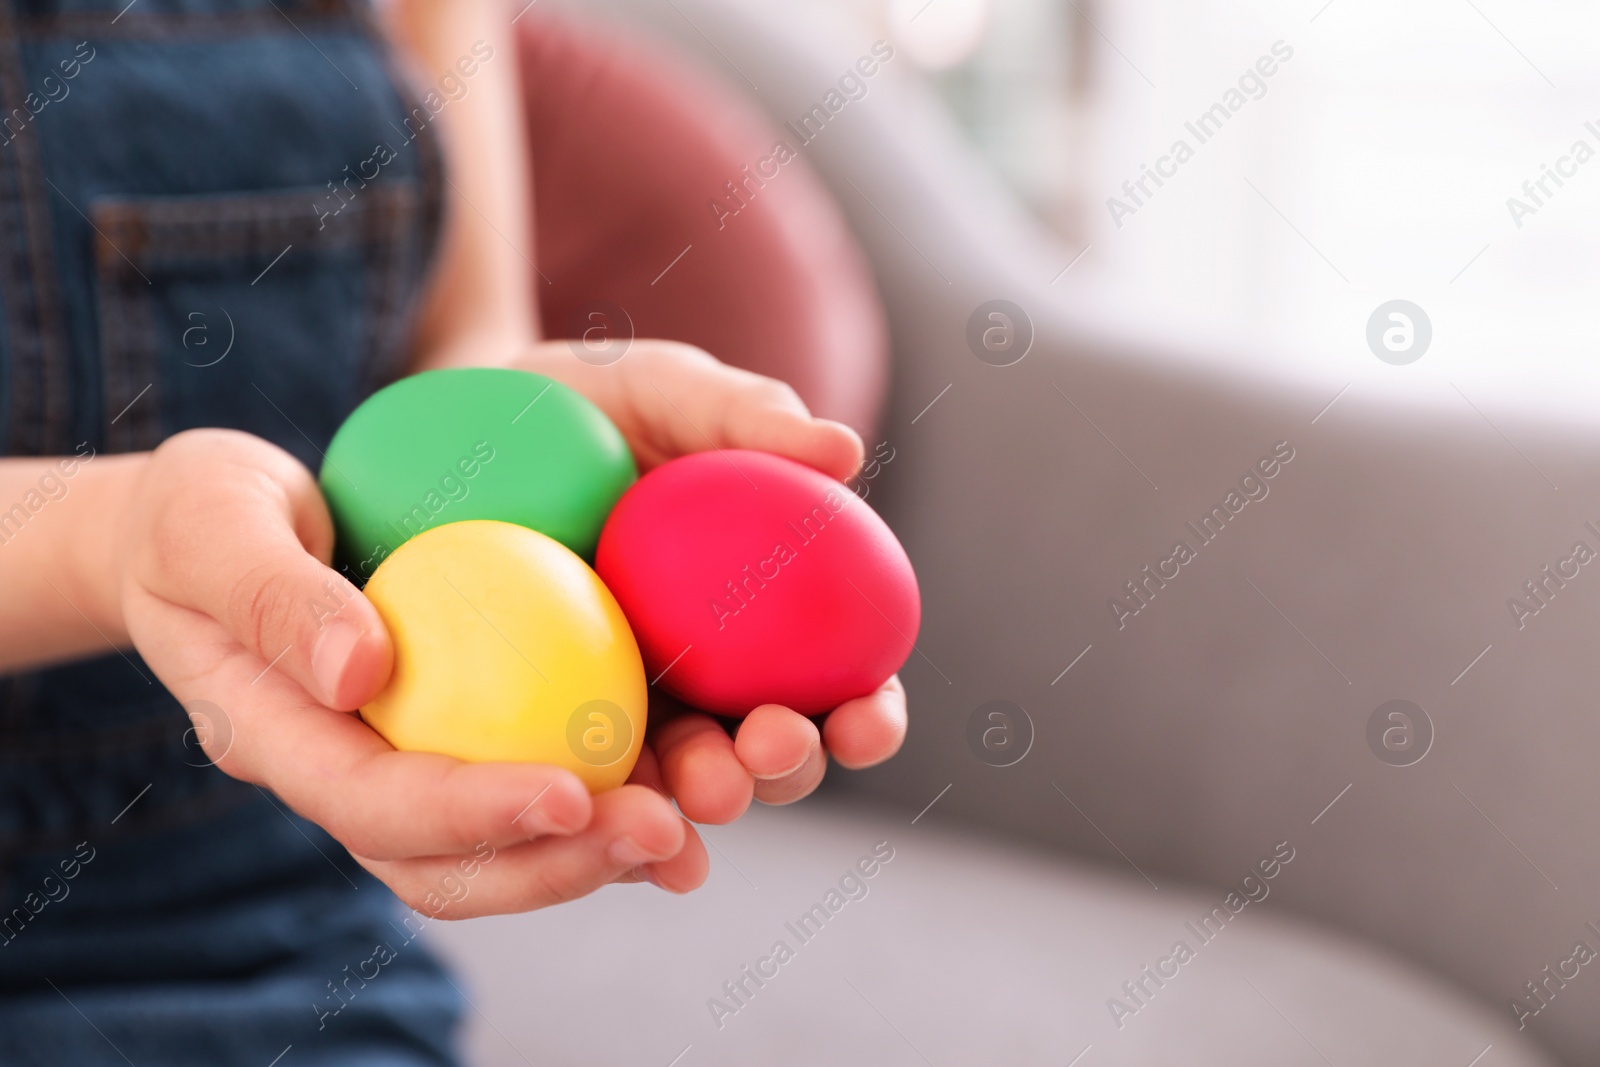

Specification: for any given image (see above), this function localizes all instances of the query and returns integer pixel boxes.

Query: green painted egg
[321,368,635,581]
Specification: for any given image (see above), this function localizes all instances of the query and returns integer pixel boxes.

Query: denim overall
[0,1,463,1062]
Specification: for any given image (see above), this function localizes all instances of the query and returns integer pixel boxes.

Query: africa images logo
[1107,441,1295,629]
[707,42,895,230]
[1105,41,1293,229]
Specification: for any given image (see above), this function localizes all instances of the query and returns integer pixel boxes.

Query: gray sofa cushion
[427,801,1551,1066]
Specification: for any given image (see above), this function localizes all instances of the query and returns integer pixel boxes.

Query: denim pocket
[90,180,430,462]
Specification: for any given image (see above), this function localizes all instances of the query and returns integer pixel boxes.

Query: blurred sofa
[427,2,1600,1064]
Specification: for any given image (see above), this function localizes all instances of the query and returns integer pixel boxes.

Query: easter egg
[360,520,646,792]
[595,450,919,717]
[321,368,635,580]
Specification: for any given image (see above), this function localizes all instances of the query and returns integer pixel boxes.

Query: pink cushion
[516,12,889,434]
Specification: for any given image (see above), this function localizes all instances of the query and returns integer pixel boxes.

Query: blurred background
[429,1,1600,1065]
[828,0,1600,411]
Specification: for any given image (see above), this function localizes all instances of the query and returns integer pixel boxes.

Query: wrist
[410,329,535,373]
[63,450,149,644]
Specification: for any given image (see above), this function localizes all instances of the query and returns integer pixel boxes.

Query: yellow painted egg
[360,519,645,792]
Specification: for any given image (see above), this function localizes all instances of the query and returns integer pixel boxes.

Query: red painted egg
[595,450,920,717]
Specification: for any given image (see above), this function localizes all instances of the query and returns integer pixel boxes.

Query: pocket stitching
[91,180,423,450]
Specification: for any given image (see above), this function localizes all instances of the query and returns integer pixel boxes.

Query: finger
[263,717,598,861]
[329,749,597,860]
[733,704,820,778]
[361,784,687,918]
[631,345,864,480]
[625,734,669,797]
[653,712,754,824]
[619,749,710,893]
[721,396,863,483]
[821,675,908,770]
[143,432,390,710]
[137,612,595,861]
[734,705,826,806]
[633,818,709,894]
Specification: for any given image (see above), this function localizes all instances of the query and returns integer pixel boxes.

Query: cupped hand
[521,340,909,826]
[113,428,707,915]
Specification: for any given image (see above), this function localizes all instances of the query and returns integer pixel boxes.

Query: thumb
[145,438,393,710]
[712,374,865,483]
[224,540,393,711]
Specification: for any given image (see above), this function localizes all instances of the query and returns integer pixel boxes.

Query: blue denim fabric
[0,1,459,1061]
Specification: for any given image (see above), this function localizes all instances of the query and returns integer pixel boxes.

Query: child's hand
[114,428,706,915]
[521,340,909,825]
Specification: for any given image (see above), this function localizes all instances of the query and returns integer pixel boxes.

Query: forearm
[0,451,144,671]
[3,3,531,672]
[383,0,537,371]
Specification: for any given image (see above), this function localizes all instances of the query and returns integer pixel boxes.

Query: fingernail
[634,865,665,889]
[311,621,363,704]
[752,747,815,782]
[608,836,659,867]
[515,803,575,839]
